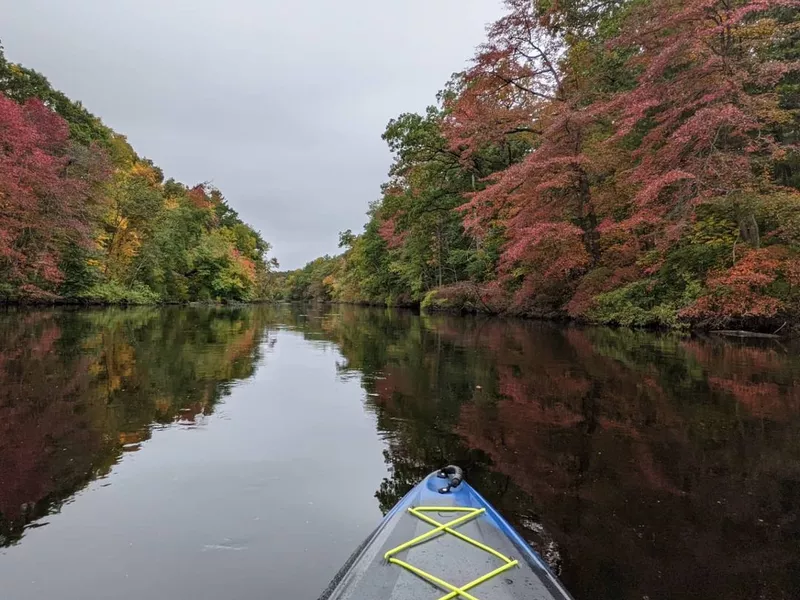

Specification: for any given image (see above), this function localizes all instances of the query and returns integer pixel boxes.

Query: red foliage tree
[592,0,800,323]
[445,0,800,322]
[377,211,408,250]
[0,94,99,297]
[188,184,214,211]
[601,0,800,241]
[444,0,606,311]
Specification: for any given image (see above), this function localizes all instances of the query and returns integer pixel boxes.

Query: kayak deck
[320,470,572,600]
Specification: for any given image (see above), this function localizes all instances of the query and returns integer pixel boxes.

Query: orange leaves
[784,258,800,287]
[231,248,257,284]
[682,247,796,320]
[188,185,213,210]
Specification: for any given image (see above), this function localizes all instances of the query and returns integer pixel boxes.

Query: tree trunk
[739,213,760,248]
[436,215,444,288]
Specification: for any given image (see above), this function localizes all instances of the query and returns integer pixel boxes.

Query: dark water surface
[1,305,798,600]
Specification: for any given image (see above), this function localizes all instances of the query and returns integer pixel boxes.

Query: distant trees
[281,255,343,302]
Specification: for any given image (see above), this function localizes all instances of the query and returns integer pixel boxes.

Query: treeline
[285,0,800,329]
[0,44,276,303]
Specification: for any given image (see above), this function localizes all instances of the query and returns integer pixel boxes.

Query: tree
[0,42,277,304]
[443,0,608,312]
[379,108,476,295]
[602,0,800,239]
[0,43,112,147]
[594,0,800,325]
[0,95,106,298]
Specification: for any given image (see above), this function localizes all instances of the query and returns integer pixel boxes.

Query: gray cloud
[1,0,501,268]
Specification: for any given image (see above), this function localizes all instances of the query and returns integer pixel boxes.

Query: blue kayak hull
[319,470,573,600]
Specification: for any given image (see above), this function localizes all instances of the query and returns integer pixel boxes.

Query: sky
[1,0,502,269]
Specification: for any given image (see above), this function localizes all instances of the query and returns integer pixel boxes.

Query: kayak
[318,466,574,600]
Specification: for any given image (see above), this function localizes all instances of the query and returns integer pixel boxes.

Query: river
[0,305,798,600]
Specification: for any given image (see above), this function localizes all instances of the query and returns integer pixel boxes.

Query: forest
[0,45,276,304]
[283,0,800,330]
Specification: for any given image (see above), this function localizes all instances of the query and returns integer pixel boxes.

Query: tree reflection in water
[0,307,269,547]
[1,304,798,600]
[311,307,800,600]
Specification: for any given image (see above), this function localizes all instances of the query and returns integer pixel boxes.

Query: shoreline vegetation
[281,0,800,334]
[0,44,279,307]
[2,0,799,334]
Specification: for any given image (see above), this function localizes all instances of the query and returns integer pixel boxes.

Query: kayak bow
[319,466,574,600]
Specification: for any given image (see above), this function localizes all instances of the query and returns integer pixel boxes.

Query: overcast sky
[1,0,501,269]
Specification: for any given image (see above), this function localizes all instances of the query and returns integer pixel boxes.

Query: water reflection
[1,304,799,600]
[0,307,269,547]
[296,306,800,600]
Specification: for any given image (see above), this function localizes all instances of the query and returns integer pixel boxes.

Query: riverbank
[5,292,797,338]
[279,0,799,342]
[0,296,273,308]
[325,286,799,337]
[0,47,275,310]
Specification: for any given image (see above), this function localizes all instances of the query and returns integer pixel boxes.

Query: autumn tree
[591,0,800,325]
[0,94,108,298]
[0,43,112,147]
[0,43,276,304]
[443,0,619,313]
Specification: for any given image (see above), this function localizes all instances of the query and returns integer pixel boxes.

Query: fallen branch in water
[711,330,781,339]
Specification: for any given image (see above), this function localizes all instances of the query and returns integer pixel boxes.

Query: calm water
[1,305,798,600]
